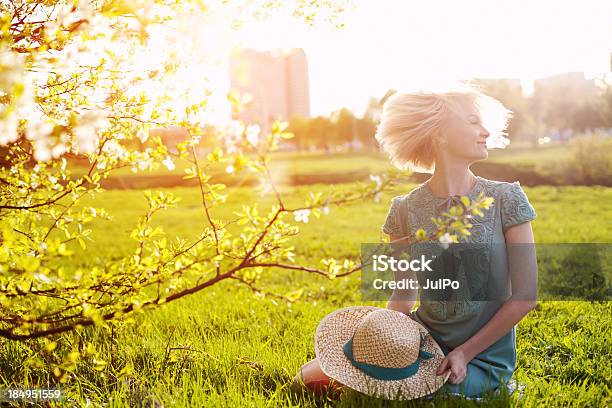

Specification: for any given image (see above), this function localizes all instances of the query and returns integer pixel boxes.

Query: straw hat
[315,306,450,400]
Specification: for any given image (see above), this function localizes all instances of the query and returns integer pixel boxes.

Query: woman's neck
[426,164,477,198]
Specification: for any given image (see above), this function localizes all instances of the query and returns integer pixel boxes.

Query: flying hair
[374,81,513,173]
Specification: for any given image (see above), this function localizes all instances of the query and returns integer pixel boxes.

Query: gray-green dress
[381,175,537,398]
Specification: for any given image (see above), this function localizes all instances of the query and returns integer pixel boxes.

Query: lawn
[1,181,610,407]
[67,144,576,189]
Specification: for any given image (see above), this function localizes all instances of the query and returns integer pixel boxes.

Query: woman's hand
[435,348,468,384]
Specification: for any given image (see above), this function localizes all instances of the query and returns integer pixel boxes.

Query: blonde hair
[374,82,513,173]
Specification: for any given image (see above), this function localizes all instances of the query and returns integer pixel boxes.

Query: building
[229,48,311,135]
[534,71,598,98]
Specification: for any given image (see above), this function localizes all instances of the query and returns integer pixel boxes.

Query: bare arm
[385,233,418,315]
[453,221,538,362]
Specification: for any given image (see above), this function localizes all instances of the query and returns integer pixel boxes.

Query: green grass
[69,144,576,188]
[72,150,396,178]
[1,182,611,407]
[486,144,572,167]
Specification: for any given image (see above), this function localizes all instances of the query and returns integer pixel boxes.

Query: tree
[357,97,381,150]
[286,114,310,151]
[330,107,356,149]
[531,72,604,138]
[308,115,333,151]
[593,72,612,128]
[0,0,490,366]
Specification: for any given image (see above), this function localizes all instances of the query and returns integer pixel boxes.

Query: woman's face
[438,101,490,163]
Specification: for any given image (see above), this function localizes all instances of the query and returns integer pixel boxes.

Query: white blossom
[137,129,149,143]
[16,79,35,111]
[246,124,260,146]
[369,174,382,189]
[137,157,153,171]
[76,0,95,21]
[33,145,52,162]
[259,180,273,196]
[51,143,67,158]
[322,205,330,215]
[439,232,454,249]
[294,209,311,223]
[227,120,244,140]
[25,118,55,161]
[50,0,94,32]
[223,120,244,154]
[34,273,52,284]
[370,174,383,203]
[135,0,155,25]
[162,156,175,170]
[101,138,125,159]
[73,110,108,154]
[26,118,54,141]
[0,49,24,91]
[225,164,235,174]
[0,113,19,145]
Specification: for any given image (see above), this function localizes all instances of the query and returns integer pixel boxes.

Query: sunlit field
[2,178,610,407]
[2,0,612,406]
[69,143,581,190]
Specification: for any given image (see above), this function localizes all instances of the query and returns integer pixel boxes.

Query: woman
[293,83,538,399]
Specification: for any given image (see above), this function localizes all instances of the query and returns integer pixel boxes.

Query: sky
[229,0,612,117]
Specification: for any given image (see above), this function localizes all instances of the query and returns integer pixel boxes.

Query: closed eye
[468,115,482,124]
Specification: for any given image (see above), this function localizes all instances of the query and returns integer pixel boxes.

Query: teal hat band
[342,333,434,381]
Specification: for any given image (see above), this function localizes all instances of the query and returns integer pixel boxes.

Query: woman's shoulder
[478,176,508,188]
[478,177,530,198]
[391,183,430,210]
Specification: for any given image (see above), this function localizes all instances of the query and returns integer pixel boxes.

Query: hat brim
[314,306,450,400]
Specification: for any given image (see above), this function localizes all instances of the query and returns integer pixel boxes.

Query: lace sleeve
[501,181,537,232]
[382,196,404,236]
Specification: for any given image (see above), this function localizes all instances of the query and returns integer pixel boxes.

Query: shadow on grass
[279,375,516,408]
